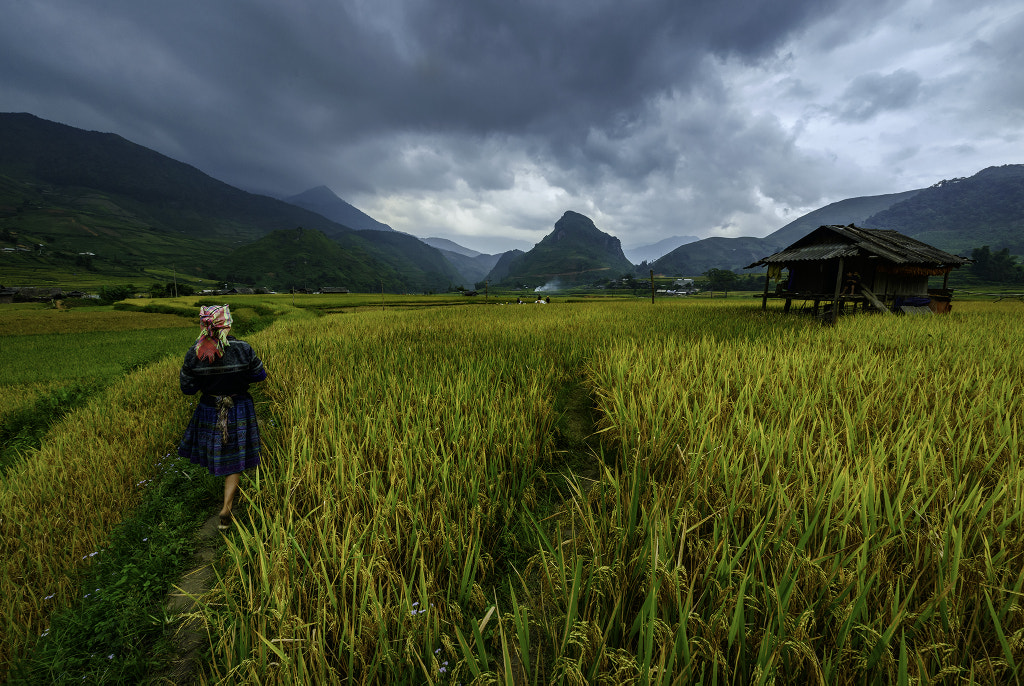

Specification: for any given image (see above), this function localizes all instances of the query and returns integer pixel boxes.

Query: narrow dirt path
[150,513,223,685]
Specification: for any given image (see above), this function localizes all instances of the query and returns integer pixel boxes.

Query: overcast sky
[2,0,1021,253]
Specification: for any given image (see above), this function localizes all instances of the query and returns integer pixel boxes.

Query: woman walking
[177,305,267,530]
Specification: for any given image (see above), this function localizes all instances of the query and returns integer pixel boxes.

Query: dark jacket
[179,336,267,400]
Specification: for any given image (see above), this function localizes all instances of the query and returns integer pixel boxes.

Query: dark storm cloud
[970,10,1024,116]
[392,0,842,130]
[1,0,867,187]
[0,0,1019,247]
[832,69,923,122]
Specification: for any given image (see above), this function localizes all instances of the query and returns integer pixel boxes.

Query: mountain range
[650,168,1023,276]
[418,237,503,285]
[1,112,1021,291]
[0,113,460,291]
[622,235,700,264]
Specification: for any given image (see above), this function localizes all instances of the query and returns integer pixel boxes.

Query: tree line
[97,282,196,304]
[969,246,1024,283]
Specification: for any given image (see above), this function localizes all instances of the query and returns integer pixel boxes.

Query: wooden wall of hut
[788,263,831,292]
[788,260,931,298]
[871,272,929,297]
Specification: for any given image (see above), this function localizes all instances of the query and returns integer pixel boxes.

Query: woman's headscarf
[195,304,233,362]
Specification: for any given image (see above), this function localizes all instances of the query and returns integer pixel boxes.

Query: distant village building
[24,286,64,299]
[320,287,350,294]
[747,224,971,321]
[0,286,67,303]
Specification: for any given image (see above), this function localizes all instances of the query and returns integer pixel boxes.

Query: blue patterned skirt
[178,395,261,476]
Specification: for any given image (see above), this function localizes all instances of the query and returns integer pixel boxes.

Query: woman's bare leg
[221,472,241,518]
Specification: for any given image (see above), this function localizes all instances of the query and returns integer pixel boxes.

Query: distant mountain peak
[291,185,338,200]
[423,236,483,257]
[284,186,394,233]
[542,211,622,249]
[487,211,634,287]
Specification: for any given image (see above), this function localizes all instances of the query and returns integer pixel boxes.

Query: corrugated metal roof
[747,225,972,268]
[756,242,859,263]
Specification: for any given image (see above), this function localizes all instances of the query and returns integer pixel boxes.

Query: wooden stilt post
[832,257,845,323]
[762,271,770,310]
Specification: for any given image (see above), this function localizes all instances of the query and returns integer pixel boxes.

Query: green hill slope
[435,248,502,286]
[483,249,525,284]
[764,189,923,246]
[865,165,1024,254]
[219,227,394,291]
[0,113,351,243]
[650,237,774,277]
[353,230,464,291]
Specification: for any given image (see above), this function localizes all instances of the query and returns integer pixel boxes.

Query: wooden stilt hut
[746,224,971,321]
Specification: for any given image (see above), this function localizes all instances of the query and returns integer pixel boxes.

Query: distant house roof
[11,286,64,298]
[746,225,971,269]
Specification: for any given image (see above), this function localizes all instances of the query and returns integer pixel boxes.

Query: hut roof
[746,225,971,268]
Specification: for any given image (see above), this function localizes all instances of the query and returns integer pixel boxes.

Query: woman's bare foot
[219,473,241,531]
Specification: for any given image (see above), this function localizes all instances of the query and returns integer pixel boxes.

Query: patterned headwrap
[195,304,233,362]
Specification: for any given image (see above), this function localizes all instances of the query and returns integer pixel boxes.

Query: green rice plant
[0,304,194,336]
[5,452,221,684]
[0,381,67,422]
[193,307,576,683]
[5,298,1023,684]
[0,380,106,475]
[0,327,195,385]
[180,300,1024,683]
[0,357,203,674]
[571,302,1024,683]
[186,302,793,683]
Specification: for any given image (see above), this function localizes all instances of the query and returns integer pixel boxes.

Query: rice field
[0,303,195,336]
[2,299,1023,683]
[0,304,195,387]
[0,380,68,423]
